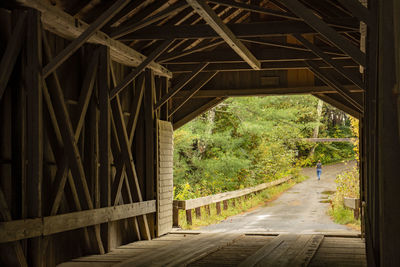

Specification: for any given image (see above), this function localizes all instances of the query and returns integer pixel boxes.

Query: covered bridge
[0,0,399,266]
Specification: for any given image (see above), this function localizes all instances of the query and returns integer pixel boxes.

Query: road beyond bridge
[200,161,358,234]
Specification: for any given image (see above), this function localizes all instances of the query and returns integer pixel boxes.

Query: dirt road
[200,161,358,234]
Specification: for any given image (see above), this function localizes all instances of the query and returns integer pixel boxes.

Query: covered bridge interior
[0,0,399,266]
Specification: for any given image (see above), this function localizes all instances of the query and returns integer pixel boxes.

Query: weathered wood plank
[0,201,156,243]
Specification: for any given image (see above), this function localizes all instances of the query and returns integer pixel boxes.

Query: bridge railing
[173,176,293,226]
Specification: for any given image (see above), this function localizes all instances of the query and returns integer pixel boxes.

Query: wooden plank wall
[0,9,168,266]
[157,120,174,236]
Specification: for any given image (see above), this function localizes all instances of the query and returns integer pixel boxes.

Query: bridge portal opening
[172,95,361,235]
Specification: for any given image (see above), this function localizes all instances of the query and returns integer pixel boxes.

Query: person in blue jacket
[316,160,322,180]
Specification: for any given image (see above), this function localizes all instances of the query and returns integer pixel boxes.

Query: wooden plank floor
[58,233,366,267]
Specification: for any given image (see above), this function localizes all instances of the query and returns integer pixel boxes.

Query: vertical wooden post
[216,202,221,215]
[145,69,155,238]
[195,207,201,219]
[205,205,211,216]
[173,204,179,227]
[26,9,43,267]
[186,209,192,225]
[98,46,111,251]
[223,200,228,210]
[232,199,236,207]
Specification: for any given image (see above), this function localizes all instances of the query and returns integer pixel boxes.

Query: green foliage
[173,95,356,199]
[328,204,360,226]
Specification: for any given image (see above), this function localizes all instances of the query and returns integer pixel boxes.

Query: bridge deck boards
[58,233,366,267]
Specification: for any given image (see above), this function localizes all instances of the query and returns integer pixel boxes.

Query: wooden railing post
[216,202,221,215]
[232,199,236,207]
[195,207,201,218]
[186,209,192,225]
[173,204,179,227]
[205,205,211,215]
[223,200,228,210]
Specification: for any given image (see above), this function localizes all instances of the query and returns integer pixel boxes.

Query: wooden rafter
[278,0,366,67]
[186,0,261,70]
[173,97,226,129]
[18,0,172,77]
[111,1,189,39]
[293,33,364,90]
[169,71,219,117]
[155,62,209,110]
[305,60,363,113]
[337,0,371,25]
[42,0,131,78]
[122,20,358,40]
[110,39,174,98]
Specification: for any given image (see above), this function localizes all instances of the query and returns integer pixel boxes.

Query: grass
[177,175,308,230]
[328,203,361,230]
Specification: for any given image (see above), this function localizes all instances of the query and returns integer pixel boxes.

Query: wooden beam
[186,0,260,70]
[42,0,130,78]
[0,200,156,243]
[0,12,26,100]
[173,97,226,129]
[168,59,359,73]
[337,0,371,25]
[159,40,225,63]
[162,48,350,64]
[120,20,357,40]
[169,71,219,117]
[293,33,364,90]
[110,39,174,99]
[209,0,298,20]
[26,9,44,267]
[306,60,363,112]
[18,0,172,78]
[174,85,362,98]
[0,189,28,266]
[279,0,366,67]
[156,63,208,110]
[313,93,361,118]
[110,95,151,240]
[111,1,189,39]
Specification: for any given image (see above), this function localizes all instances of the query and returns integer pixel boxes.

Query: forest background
[173,95,357,200]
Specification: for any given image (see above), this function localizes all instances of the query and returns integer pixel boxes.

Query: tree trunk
[310,99,324,157]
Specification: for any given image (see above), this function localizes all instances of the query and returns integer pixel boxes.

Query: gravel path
[200,161,358,234]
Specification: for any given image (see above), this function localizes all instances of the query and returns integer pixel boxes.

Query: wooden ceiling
[14,0,368,123]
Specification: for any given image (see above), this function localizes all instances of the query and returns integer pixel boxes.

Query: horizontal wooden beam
[279,0,366,67]
[186,0,260,70]
[120,20,357,40]
[163,48,350,64]
[0,200,156,243]
[167,59,359,73]
[18,0,172,78]
[173,85,362,98]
